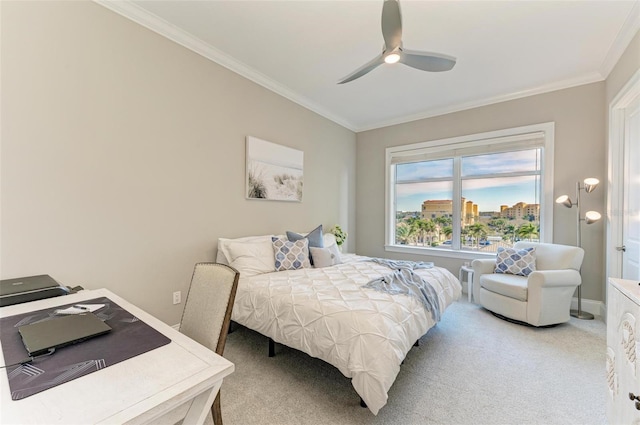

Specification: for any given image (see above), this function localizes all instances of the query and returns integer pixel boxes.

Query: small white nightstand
[459,265,474,302]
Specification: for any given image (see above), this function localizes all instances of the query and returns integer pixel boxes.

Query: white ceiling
[99,0,640,132]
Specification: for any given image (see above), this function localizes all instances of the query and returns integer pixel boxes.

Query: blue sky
[396,150,541,212]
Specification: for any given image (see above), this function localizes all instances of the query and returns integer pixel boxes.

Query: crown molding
[599,1,640,78]
[94,0,358,132]
[356,71,604,132]
[94,0,634,135]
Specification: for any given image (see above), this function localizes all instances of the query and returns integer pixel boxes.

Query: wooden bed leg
[360,397,367,408]
[268,338,275,357]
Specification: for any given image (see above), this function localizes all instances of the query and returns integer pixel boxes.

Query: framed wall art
[246,136,303,202]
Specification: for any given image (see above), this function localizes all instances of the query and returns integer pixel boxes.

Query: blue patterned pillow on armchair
[494,247,536,276]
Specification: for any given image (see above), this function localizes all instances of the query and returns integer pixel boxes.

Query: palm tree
[488,218,507,233]
[461,226,470,246]
[467,223,488,249]
[433,216,452,242]
[406,217,422,245]
[435,216,452,227]
[417,219,436,246]
[443,226,453,240]
[517,223,539,241]
[503,224,517,244]
[396,222,411,244]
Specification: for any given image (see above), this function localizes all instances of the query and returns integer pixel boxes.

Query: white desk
[0,288,234,425]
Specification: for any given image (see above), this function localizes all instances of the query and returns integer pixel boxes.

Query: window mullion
[452,156,462,250]
[461,170,541,181]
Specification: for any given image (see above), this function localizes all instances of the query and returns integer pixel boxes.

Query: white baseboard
[171,323,180,330]
[570,297,605,321]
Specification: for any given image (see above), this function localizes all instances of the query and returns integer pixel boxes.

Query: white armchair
[472,242,585,327]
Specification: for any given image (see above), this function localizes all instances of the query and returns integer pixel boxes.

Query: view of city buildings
[396,197,540,251]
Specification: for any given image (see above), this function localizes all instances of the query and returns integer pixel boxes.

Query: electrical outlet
[173,291,181,305]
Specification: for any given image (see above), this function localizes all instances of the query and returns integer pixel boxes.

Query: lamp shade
[585,211,601,224]
[583,178,599,193]
[555,195,573,208]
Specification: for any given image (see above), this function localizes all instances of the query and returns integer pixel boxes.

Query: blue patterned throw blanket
[364,258,441,322]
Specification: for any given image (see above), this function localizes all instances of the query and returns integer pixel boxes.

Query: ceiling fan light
[384,53,400,64]
[583,178,599,193]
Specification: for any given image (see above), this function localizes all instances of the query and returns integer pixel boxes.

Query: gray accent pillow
[286,225,324,265]
[309,244,342,268]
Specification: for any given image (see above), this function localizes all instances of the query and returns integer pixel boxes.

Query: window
[386,123,554,258]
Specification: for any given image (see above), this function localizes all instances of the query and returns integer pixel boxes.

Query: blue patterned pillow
[272,237,311,271]
[494,247,536,276]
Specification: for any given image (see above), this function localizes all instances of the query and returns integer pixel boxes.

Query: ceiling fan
[338,0,456,84]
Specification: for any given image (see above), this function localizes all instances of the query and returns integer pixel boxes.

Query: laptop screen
[18,313,112,356]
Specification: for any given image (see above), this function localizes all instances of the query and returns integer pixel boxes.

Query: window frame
[385,122,555,260]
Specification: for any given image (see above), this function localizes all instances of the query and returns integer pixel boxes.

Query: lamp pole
[571,180,594,320]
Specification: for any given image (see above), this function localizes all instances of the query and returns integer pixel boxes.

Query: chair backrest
[179,262,239,355]
[513,242,584,271]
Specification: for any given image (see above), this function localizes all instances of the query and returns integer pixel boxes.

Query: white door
[608,71,640,282]
[623,97,640,280]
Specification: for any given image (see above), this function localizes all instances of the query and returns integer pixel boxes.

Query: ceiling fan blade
[381,0,402,50]
[400,50,456,72]
[337,54,384,84]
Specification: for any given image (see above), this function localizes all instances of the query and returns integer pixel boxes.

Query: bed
[216,231,461,415]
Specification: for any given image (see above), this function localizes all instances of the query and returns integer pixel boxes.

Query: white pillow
[309,244,342,268]
[217,235,272,264]
[323,233,337,248]
[218,236,276,276]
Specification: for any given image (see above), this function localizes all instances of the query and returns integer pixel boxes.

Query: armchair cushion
[480,273,528,302]
[494,247,536,276]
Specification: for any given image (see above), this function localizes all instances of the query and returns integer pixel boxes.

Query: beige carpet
[221,298,606,425]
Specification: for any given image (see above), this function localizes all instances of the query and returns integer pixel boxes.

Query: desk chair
[179,263,239,425]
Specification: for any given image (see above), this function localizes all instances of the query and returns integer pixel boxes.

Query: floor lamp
[555,178,601,320]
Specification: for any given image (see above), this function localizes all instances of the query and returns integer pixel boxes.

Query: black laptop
[18,313,112,356]
[0,275,70,307]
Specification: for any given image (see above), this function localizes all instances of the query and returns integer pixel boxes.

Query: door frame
[607,69,640,283]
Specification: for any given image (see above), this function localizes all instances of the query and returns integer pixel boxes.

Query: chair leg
[211,391,222,425]
[268,338,275,357]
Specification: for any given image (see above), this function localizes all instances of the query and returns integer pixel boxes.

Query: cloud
[396,159,452,182]
[463,150,540,175]
[396,181,452,197]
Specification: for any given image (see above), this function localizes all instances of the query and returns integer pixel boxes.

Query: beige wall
[356,83,607,302]
[0,1,356,325]
[606,31,640,105]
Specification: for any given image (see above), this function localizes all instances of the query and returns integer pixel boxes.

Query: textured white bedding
[231,254,462,414]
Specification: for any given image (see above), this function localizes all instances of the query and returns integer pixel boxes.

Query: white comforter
[231,254,461,414]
